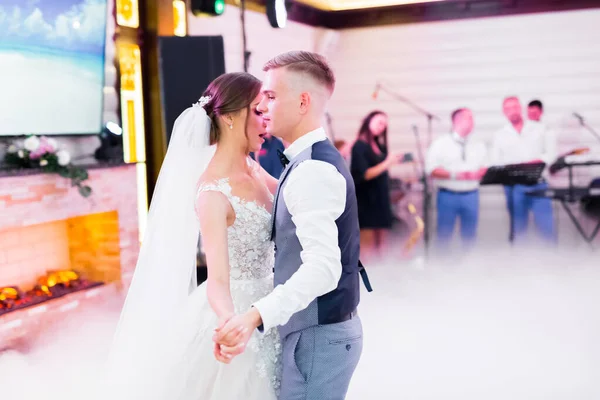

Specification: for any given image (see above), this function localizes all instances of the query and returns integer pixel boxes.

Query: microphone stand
[412,125,431,257]
[574,113,600,143]
[375,82,438,257]
[377,83,440,146]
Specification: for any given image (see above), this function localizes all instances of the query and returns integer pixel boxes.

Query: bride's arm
[196,191,235,319]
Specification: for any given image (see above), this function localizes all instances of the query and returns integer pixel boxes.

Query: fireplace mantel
[0,160,128,178]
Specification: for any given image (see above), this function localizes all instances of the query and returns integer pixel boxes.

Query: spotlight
[105,121,123,136]
[95,122,124,162]
[266,0,287,28]
[191,0,225,16]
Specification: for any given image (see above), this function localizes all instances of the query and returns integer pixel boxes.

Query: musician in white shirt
[490,96,556,243]
[426,108,487,248]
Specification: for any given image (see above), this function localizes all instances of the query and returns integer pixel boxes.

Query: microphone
[372,83,380,100]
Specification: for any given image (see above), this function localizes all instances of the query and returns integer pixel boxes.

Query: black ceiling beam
[287,0,600,29]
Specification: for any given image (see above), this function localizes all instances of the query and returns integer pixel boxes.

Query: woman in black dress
[351,111,404,260]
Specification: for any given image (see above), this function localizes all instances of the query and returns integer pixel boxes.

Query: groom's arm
[252,160,346,332]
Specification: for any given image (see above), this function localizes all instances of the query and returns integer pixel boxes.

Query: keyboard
[527,186,600,201]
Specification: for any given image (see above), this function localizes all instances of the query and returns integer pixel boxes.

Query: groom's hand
[214,308,263,357]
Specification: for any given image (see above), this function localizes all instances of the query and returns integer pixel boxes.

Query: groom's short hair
[263,51,335,94]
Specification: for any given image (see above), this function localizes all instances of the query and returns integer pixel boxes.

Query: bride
[102,72,281,399]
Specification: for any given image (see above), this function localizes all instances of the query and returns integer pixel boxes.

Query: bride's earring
[229,123,233,130]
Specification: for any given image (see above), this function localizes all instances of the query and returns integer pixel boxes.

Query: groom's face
[257,68,301,142]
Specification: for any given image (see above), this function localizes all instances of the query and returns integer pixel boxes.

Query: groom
[214,51,370,399]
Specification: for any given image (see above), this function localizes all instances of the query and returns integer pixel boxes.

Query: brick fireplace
[0,164,140,350]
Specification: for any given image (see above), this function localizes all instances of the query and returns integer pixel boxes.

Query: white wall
[187,5,339,78]
[327,9,600,248]
[187,6,600,248]
[187,5,341,140]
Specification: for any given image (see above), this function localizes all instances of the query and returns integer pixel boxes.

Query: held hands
[212,308,263,363]
[212,315,239,363]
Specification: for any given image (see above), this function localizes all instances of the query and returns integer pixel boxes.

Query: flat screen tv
[0,0,108,136]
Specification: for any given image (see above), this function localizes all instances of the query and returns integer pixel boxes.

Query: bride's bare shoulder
[197,165,228,187]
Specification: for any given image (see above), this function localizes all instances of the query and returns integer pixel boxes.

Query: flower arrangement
[4,135,92,197]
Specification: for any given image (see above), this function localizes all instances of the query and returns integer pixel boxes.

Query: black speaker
[157,36,226,143]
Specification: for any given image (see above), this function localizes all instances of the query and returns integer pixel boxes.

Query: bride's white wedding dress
[157,177,282,399]
[103,104,281,399]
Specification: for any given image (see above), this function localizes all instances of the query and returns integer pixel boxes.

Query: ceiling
[293,0,446,12]
[230,0,600,29]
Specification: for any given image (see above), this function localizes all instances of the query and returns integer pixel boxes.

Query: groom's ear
[299,92,310,114]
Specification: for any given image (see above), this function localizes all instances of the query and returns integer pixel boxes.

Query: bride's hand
[214,342,232,363]
[213,317,250,362]
[213,315,238,363]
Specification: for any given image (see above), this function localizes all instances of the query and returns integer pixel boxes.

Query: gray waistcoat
[271,139,361,338]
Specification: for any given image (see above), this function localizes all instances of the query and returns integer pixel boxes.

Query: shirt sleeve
[425,139,442,174]
[475,142,489,169]
[252,160,346,332]
[489,130,503,166]
[540,125,557,165]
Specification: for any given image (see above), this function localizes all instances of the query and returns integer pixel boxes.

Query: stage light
[117,42,146,164]
[173,0,188,37]
[95,123,124,162]
[191,0,225,16]
[106,121,123,136]
[116,0,139,28]
[266,0,287,28]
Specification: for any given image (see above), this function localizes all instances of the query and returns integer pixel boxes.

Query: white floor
[1,249,599,399]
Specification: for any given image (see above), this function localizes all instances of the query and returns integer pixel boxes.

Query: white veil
[101,100,216,397]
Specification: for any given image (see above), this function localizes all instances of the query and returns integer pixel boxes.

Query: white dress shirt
[253,127,346,332]
[425,132,487,192]
[490,120,557,166]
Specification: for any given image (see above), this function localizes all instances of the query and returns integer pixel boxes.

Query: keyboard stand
[480,162,546,244]
[527,186,600,246]
[561,202,600,245]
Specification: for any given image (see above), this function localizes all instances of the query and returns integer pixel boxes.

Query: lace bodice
[196,177,281,394]
[196,178,275,281]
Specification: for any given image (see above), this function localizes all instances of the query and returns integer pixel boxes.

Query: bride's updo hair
[201,72,262,145]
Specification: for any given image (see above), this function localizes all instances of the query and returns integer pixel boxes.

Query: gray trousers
[279,315,363,400]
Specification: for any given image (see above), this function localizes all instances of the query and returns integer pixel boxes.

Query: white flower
[40,159,48,167]
[7,145,17,153]
[17,150,24,158]
[47,138,58,151]
[195,95,212,108]
[23,136,40,151]
[57,150,71,166]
